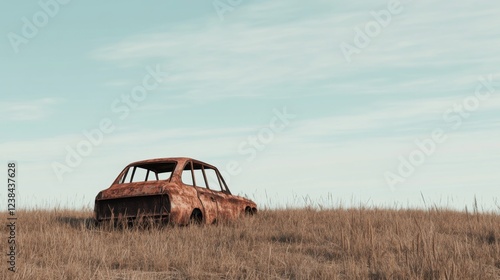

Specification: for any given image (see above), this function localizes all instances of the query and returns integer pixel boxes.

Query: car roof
[127,157,215,169]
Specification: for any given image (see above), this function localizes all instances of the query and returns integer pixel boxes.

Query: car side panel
[215,192,254,220]
[165,183,202,225]
[194,187,219,224]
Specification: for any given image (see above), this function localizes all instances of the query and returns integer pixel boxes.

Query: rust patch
[94,157,257,226]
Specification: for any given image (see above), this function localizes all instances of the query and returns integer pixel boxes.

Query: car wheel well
[245,206,257,215]
[190,208,203,224]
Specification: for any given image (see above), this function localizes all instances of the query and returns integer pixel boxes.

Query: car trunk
[95,194,170,221]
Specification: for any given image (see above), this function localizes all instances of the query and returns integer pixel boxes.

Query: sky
[1,0,499,211]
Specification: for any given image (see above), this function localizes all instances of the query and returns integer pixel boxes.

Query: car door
[203,166,239,220]
[182,161,219,224]
[195,187,219,223]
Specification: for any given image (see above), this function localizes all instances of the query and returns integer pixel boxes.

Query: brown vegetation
[1,207,499,279]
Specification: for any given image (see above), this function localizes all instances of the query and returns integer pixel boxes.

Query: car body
[94,157,257,226]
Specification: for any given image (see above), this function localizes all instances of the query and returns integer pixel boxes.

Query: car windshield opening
[120,162,176,183]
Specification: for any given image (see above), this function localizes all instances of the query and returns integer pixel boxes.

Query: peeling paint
[94,157,257,225]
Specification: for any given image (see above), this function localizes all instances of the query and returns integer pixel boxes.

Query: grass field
[1,207,499,279]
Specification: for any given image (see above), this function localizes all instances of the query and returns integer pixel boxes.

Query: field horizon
[1,206,499,279]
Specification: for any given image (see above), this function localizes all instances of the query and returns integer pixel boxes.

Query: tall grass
[1,207,498,279]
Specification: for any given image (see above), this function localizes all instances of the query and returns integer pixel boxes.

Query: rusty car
[94,157,257,226]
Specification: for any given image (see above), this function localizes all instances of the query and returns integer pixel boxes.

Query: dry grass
[1,207,499,279]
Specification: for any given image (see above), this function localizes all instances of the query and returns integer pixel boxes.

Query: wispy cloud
[90,0,500,104]
[3,0,498,209]
[0,98,59,122]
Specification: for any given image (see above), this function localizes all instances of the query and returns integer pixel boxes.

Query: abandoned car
[94,157,257,226]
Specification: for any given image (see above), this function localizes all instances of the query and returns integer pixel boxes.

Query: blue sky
[1,0,499,211]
